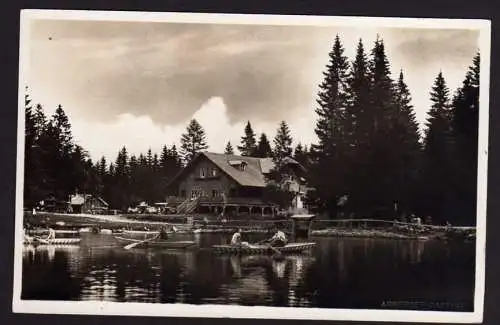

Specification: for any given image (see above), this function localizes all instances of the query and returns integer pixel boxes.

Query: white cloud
[70,96,318,161]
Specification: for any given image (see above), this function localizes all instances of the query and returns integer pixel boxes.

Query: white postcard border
[13,9,491,323]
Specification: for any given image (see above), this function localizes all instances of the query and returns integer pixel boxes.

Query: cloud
[28,20,480,161]
[70,96,317,161]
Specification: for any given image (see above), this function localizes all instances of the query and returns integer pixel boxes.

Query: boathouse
[68,193,109,214]
[167,152,308,217]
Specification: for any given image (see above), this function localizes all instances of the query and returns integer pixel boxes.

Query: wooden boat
[114,236,196,249]
[212,242,316,255]
[24,238,81,246]
[27,229,79,236]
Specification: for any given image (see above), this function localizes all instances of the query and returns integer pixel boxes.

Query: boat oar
[124,235,159,250]
[33,236,50,245]
[266,243,284,258]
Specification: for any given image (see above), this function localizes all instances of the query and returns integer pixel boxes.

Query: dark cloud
[393,29,479,68]
[29,20,480,128]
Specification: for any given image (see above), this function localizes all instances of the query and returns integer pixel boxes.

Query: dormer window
[228,160,247,171]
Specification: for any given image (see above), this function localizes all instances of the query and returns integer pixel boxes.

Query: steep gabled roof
[203,152,272,187]
[168,152,304,189]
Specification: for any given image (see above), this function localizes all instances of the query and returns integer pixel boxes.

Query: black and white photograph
[13,10,490,323]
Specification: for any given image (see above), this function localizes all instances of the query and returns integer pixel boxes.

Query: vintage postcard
[13,9,490,323]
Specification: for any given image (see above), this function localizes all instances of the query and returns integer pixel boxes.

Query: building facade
[68,193,109,214]
[168,152,307,216]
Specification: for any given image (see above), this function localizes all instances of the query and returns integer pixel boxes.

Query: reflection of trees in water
[21,234,475,309]
[22,246,81,300]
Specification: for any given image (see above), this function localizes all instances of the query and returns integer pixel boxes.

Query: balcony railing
[196,196,276,207]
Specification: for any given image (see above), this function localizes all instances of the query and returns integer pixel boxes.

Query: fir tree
[237,121,257,156]
[224,141,234,155]
[449,53,480,225]
[311,35,351,216]
[293,143,309,168]
[254,133,273,158]
[392,70,422,213]
[180,119,208,164]
[422,71,453,223]
[273,121,293,162]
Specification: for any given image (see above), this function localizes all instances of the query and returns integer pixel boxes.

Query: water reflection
[21,234,475,311]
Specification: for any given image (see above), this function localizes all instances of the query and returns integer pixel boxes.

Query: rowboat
[26,229,79,236]
[24,238,81,246]
[114,236,196,249]
[212,242,316,255]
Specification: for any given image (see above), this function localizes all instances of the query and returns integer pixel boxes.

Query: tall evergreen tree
[273,121,293,162]
[237,121,257,156]
[254,133,273,158]
[24,88,37,206]
[224,141,234,155]
[391,70,423,214]
[422,71,453,223]
[311,35,351,215]
[293,143,310,168]
[449,53,480,225]
[48,105,75,198]
[334,38,374,217]
[180,119,208,164]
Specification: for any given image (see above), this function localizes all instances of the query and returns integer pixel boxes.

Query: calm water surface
[21,233,475,311]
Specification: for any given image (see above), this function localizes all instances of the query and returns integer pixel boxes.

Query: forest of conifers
[23,35,480,225]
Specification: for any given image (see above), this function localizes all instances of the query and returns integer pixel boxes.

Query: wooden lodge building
[167,152,308,217]
[68,193,109,214]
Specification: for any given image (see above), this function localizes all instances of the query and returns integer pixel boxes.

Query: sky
[26,18,480,161]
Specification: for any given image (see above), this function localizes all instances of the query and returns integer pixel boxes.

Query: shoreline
[22,212,476,241]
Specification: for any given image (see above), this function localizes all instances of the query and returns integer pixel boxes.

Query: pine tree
[392,70,422,214]
[273,121,293,162]
[224,141,234,155]
[294,143,310,168]
[47,105,75,198]
[449,53,480,225]
[422,71,453,223]
[180,119,208,164]
[254,133,273,158]
[311,35,351,216]
[237,121,257,156]
[24,88,37,206]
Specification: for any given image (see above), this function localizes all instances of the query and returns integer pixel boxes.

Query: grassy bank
[23,212,475,241]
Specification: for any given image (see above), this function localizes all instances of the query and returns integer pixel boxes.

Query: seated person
[231,229,250,247]
[46,227,56,240]
[231,229,242,245]
[158,226,169,240]
[268,228,288,247]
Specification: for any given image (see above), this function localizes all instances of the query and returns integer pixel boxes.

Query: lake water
[21,233,475,311]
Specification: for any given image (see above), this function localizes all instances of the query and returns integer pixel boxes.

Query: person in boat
[231,228,242,245]
[46,227,56,240]
[23,228,34,244]
[230,228,250,247]
[267,227,288,247]
[158,226,169,240]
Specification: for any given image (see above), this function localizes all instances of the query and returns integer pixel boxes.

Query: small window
[212,189,218,197]
[211,168,217,177]
[200,168,206,178]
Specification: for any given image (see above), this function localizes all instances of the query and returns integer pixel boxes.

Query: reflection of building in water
[337,239,346,282]
[409,240,426,264]
[230,256,242,278]
[81,267,119,302]
[22,245,36,263]
[272,260,286,278]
